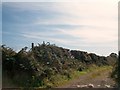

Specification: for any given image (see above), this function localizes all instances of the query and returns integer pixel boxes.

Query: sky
[0,2,1,45]
[2,0,119,56]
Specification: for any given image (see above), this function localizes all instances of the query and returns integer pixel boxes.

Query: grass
[3,65,113,88]
[46,65,113,88]
[37,70,89,88]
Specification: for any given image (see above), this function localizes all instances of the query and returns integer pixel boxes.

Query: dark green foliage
[77,66,84,71]
[2,45,16,77]
[63,70,71,79]
[111,51,120,87]
[1,42,118,87]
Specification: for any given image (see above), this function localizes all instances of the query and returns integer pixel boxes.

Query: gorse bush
[2,42,118,87]
[111,51,120,87]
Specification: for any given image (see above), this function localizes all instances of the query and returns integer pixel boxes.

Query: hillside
[1,42,118,88]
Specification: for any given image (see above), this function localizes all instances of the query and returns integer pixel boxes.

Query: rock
[105,85,110,88]
[76,85,88,88]
[88,84,94,88]
[76,85,80,88]
[80,85,88,88]
[97,85,101,87]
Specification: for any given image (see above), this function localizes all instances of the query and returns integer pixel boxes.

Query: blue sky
[2,1,118,56]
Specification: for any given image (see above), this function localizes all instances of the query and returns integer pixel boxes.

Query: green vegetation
[1,42,117,88]
[111,51,120,87]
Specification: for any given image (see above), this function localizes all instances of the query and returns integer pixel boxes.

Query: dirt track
[58,67,115,88]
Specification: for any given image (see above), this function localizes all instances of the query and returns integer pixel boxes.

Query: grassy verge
[41,65,113,88]
[3,65,113,88]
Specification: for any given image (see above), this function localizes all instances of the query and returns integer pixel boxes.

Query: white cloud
[22,31,73,44]
[59,28,117,43]
[2,1,118,55]
[33,2,118,44]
